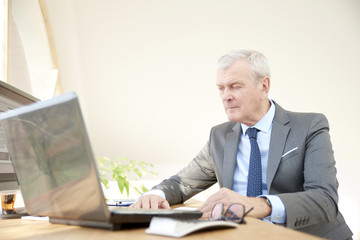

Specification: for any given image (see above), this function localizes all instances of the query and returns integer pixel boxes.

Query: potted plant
[97,156,157,198]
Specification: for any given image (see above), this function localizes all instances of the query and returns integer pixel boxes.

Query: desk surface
[0,217,323,240]
[1,200,323,240]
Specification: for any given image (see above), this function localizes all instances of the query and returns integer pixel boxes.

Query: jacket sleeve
[151,141,218,205]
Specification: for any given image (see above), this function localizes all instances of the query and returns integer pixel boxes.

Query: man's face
[216,59,269,126]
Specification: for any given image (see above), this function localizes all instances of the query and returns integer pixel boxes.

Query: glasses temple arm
[244,206,254,216]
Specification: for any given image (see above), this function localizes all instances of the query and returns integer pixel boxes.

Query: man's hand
[129,194,171,209]
[197,188,271,219]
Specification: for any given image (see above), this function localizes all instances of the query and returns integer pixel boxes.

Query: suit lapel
[266,103,290,191]
[222,123,241,189]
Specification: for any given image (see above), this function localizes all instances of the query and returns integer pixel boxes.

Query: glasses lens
[224,203,245,221]
[210,202,223,221]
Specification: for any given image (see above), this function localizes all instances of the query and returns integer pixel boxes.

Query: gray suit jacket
[153,102,352,239]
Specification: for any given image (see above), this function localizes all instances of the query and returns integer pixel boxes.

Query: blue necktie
[246,127,262,197]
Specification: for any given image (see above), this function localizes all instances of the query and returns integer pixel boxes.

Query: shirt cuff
[141,189,166,200]
[260,195,286,224]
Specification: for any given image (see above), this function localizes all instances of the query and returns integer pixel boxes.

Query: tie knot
[246,127,258,139]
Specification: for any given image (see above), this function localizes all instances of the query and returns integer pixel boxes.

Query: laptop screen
[0,93,110,221]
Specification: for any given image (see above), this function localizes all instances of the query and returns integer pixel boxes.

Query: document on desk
[173,206,199,211]
[146,217,238,238]
[21,216,49,221]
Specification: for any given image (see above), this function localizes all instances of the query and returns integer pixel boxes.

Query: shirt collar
[241,100,275,134]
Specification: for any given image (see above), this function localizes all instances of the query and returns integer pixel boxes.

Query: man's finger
[158,199,171,209]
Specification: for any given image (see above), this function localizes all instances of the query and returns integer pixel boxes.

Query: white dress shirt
[232,100,286,224]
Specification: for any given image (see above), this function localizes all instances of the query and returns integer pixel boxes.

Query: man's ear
[260,76,270,95]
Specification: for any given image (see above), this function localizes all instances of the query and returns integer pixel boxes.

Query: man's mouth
[226,106,238,110]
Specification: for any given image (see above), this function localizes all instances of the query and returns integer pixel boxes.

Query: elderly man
[130,49,352,239]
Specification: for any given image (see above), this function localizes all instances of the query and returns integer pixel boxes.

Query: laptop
[0,92,202,230]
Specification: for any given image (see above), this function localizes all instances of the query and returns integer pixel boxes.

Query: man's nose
[221,89,233,101]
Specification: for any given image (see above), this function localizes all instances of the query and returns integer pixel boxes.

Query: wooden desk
[1,200,323,240]
[0,217,323,240]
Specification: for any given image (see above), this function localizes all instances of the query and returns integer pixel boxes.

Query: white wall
[13,0,360,237]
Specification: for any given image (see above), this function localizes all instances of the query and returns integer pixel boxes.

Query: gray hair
[217,49,271,83]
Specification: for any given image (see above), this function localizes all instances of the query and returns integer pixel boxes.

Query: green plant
[97,156,157,197]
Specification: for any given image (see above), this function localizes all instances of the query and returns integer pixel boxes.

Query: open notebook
[0,92,201,230]
[146,217,238,237]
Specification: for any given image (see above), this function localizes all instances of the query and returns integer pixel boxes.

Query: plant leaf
[96,155,157,198]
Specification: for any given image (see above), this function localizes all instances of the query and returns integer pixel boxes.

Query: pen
[106,200,135,207]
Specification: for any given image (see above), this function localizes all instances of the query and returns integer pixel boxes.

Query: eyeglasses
[209,202,254,224]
